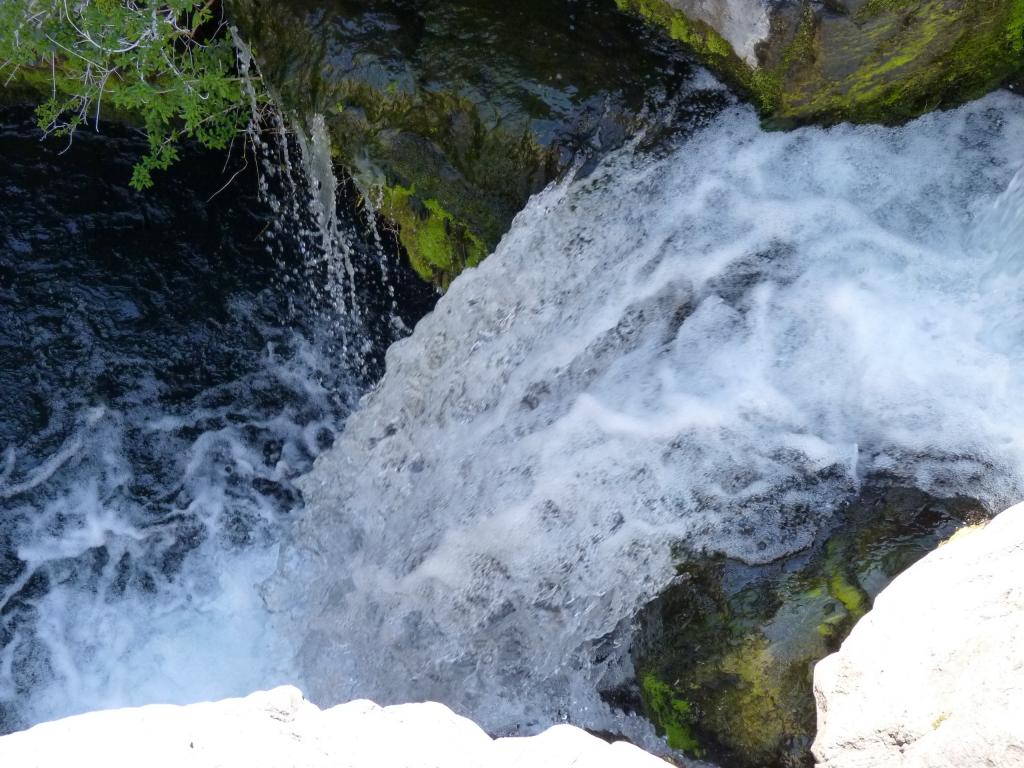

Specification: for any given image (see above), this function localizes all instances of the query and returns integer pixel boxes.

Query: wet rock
[812,502,1024,768]
[617,0,1024,126]
[233,0,723,287]
[631,485,985,768]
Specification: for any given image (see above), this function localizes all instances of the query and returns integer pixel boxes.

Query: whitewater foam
[278,92,1024,740]
[0,335,334,729]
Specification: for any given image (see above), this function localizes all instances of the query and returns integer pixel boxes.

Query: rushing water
[275,92,1024,743]
[4,79,1024,756]
[0,109,433,733]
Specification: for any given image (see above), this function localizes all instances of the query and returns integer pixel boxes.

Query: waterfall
[6,26,1024,751]
[0,82,423,730]
[233,27,379,358]
[270,91,1024,744]
[292,114,360,319]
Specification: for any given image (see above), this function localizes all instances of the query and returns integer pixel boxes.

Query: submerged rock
[812,502,1024,768]
[0,686,672,768]
[234,0,724,287]
[632,486,984,768]
[617,0,1024,125]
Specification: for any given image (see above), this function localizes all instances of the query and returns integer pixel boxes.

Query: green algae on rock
[633,486,986,768]
[616,0,1024,126]
[379,186,488,289]
[233,0,715,287]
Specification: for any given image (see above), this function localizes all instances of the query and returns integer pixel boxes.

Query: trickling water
[293,115,360,317]
[234,26,388,361]
[273,92,1024,744]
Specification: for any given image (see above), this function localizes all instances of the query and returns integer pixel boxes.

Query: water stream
[275,92,1024,743]
[3,77,1024,757]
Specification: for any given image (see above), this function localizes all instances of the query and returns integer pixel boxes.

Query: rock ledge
[0,686,670,768]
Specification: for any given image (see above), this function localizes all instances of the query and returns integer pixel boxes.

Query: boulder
[0,685,671,768]
[617,0,1024,125]
[233,0,726,288]
[235,0,1024,287]
[812,502,1024,768]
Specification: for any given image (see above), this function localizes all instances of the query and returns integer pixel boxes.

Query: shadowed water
[0,109,433,732]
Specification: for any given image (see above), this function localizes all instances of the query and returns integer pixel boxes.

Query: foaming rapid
[0,355,315,728]
[0,112,430,733]
[274,92,1024,740]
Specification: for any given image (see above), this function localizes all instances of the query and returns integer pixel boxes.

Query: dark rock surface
[620,0,1024,126]
[235,0,727,286]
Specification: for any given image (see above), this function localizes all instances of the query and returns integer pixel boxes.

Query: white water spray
[293,114,360,316]
[274,92,1024,741]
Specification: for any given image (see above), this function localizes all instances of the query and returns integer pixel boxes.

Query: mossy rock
[617,0,1024,126]
[378,184,488,289]
[633,484,986,767]
[233,0,721,287]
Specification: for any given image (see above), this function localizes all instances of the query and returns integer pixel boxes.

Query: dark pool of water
[0,108,434,732]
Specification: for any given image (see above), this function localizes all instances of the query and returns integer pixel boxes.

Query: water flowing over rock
[812,503,1024,768]
[270,92,1024,744]
[0,687,672,768]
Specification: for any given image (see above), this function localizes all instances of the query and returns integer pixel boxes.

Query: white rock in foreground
[812,502,1024,768]
[0,686,670,768]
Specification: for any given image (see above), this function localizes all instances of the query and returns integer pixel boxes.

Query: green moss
[639,592,821,765]
[277,77,552,289]
[855,0,906,23]
[705,636,800,761]
[828,570,866,617]
[796,0,1024,124]
[640,675,702,754]
[636,486,983,767]
[783,6,818,69]
[325,80,554,249]
[381,185,488,288]
[780,1,1018,124]
[303,78,549,288]
[1009,0,1024,53]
